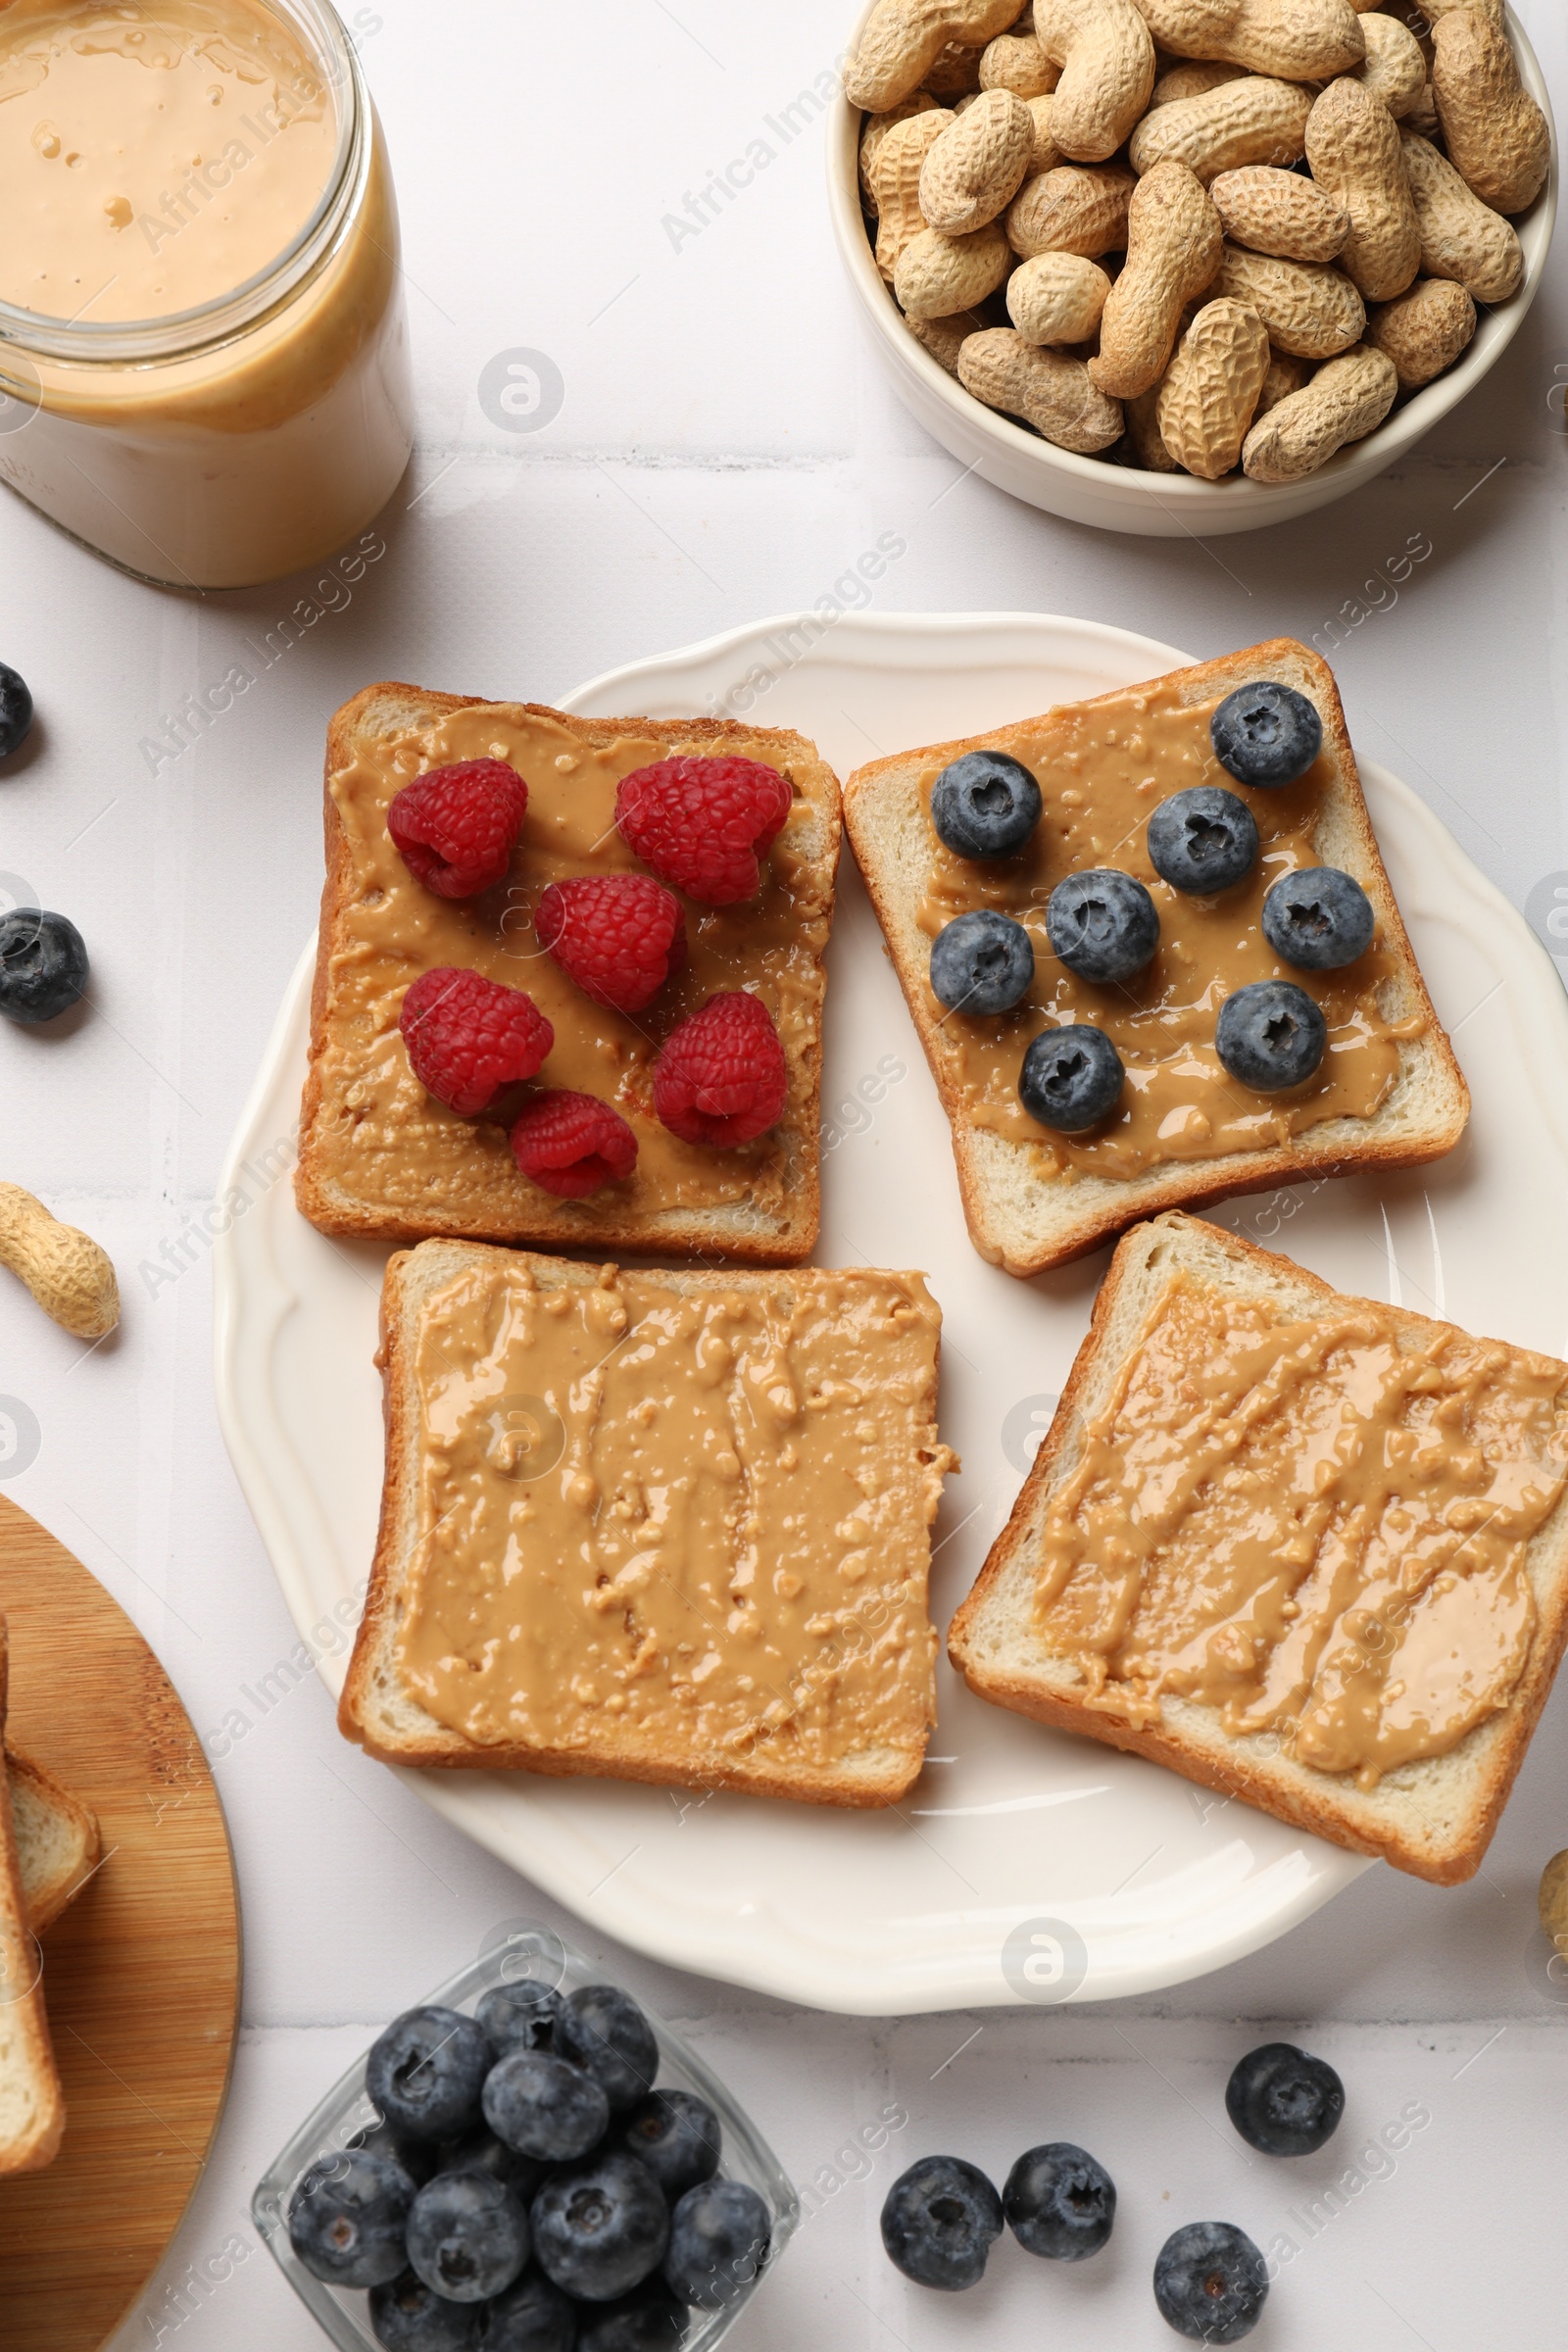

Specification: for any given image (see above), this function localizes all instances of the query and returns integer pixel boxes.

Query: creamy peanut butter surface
[1035,1273,1568,1786]
[0,0,337,322]
[395,1260,951,1769]
[918,680,1421,1181]
[318,708,831,1228]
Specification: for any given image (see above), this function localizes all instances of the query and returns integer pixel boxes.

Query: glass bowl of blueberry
[252,1924,798,2351]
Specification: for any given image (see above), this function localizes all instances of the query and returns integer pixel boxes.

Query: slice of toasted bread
[9,1748,100,1936]
[949,1212,1568,1885]
[295,685,842,1263]
[0,1627,64,2173]
[843,638,1469,1276]
[340,1240,954,1807]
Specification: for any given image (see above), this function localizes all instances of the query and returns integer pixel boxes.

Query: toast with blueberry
[295,685,842,1263]
[843,640,1469,1277]
[339,1239,954,1807]
[0,1624,65,2173]
[950,1212,1568,1885]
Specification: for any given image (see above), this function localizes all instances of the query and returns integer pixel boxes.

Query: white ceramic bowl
[827,8,1557,537]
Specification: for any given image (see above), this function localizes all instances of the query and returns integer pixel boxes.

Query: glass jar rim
[0,0,364,367]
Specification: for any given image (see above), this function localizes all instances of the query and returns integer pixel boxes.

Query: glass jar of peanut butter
[0,0,414,588]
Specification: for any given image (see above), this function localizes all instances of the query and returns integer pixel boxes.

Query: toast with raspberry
[295,686,842,1262]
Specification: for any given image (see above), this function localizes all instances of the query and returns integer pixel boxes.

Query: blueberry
[287,2145,415,2288]
[1003,2141,1116,2261]
[407,2170,531,2302]
[531,2151,670,2302]
[0,663,32,760]
[880,2154,1003,2292]
[440,2130,547,2204]
[1046,868,1158,983]
[1019,1024,1124,1133]
[1225,2041,1345,2157]
[0,908,88,1024]
[477,2268,580,2352]
[614,2089,721,2201]
[1215,979,1326,1090]
[1261,865,1374,970]
[929,908,1035,1015]
[1211,681,1322,789]
[575,2279,687,2352]
[1147,786,1259,896]
[554,1987,659,2116]
[1152,2220,1268,2344]
[484,2052,610,2164]
[358,2120,440,2186]
[930,750,1043,859]
[368,2007,495,2145]
[663,2178,769,2312]
[370,2271,481,2352]
[479,1983,564,2058]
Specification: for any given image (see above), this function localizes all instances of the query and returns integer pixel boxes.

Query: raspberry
[615,756,791,906]
[536,873,688,1014]
[510,1090,638,1198]
[653,991,787,1148]
[388,760,527,899]
[400,967,553,1115]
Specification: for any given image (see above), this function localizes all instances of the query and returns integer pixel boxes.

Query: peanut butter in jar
[0,0,414,587]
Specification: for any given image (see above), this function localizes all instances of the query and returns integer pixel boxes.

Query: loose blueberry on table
[880,2153,1004,2290]
[1214,978,1328,1090]
[1019,1023,1125,1133]
[1210,680,1323,789]
[1046,867,1159,985]
[1226,2041,1345,2157]
[929,907,1035,1015]
[0,662,32,760]
[1261,865,1375,971]
[1146,784,1259,896]
[1003,2140,1116,2261]
[1153,2219,1269,2344]
[930,749,1042,859]
[0,907,89,1024]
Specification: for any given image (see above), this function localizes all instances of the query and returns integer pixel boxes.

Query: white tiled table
[0,3,1563,2344]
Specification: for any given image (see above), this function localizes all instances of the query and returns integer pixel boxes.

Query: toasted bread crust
[295,684,842,1263]
[0,1630,64,2173]
[9,1747,101,1936]
[949,1212,1568,1884]
[339,1241,943,1807]
[844,640,1469,1276]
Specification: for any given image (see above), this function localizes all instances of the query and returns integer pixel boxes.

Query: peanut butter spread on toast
[317,708,830,1226]
[918,681,1422,1181]
[1034,1273,1568,1785]
[394,1259,953,1768]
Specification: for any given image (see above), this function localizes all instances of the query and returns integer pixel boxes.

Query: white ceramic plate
[214,612,1568,2014]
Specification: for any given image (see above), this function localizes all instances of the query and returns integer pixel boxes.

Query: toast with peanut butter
[10,1748,100,1935]
[295,685,842,1262]
[340,1240,956,1807]
[843,640,1469,1277]
[950,1212,1568,1885]
[0,1626,65,2174]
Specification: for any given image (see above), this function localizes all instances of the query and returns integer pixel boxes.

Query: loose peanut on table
[1242,340,1398,480]
[0,1184,119,1341]
[846,0,1021,110]
[1213,242,1365,358]
[1031,0,1155,163]
[1365,275,1476,388]
[920,86,1037,230]
[958,323,1126,447]
[1304,76,1421,302]
[1431,7,1550,217]
[1399,128,1523,305]
[1156,294,1271,477]
[1090,160,1221,398]
[1208,166,1350,264]
[1128,0,1366,80]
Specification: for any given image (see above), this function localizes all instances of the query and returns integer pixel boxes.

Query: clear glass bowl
[252,1923,800,2348]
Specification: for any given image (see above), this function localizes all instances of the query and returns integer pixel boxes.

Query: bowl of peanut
[829,0,1555,536]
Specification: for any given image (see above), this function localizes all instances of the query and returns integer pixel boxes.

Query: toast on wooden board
[295,684,842,1263]
[0,1625,64,2173]
[948,1212,1568,1885]
[339,1239,954,1807]
[9,1748,100,1936]
[843,639,1469,1277]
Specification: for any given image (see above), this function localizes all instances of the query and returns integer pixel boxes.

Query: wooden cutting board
[0,1494,240,2348]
